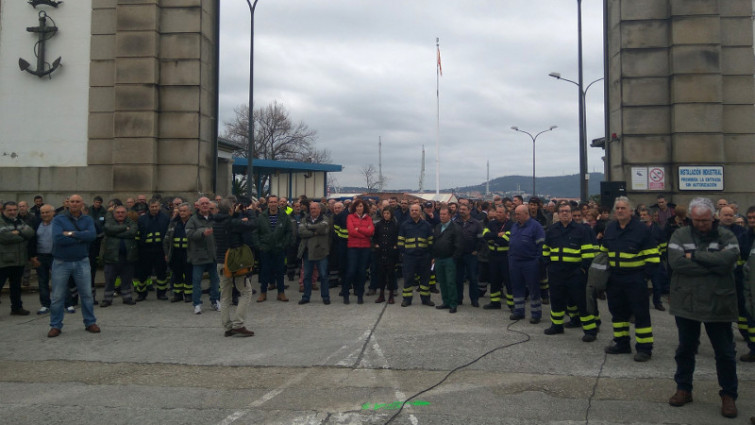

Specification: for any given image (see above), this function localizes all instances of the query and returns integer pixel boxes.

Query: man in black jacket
[455,203,484,307]
[432,206,462,313]
[216,198,256,336]
[135,199,170,301]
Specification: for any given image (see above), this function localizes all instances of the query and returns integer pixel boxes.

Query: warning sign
[679,166,724,191]
[631,166,665,191]
[648,167,665,190]
[631,167,647,190]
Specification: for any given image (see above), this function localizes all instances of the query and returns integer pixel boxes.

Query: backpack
[224,245,254,278]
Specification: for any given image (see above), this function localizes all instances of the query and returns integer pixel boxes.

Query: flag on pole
[437,45,443,77]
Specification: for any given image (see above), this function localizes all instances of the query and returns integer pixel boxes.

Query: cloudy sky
[218,0,606,191]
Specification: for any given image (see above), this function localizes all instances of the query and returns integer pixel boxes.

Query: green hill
[454,172,605,199]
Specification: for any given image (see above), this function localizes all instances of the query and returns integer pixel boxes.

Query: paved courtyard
[1,276,754,425]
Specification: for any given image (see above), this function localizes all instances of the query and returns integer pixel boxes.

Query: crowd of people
[1,191,754,419]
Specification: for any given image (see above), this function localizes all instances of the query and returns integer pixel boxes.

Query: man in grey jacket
[298,202,331,305]
[186,197,220,315]
[667,197,740,418]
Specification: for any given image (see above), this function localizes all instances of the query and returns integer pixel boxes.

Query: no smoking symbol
[649,168,663,182]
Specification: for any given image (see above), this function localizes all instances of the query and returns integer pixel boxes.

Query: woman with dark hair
[344,199,374,304]
[372,207,398,303]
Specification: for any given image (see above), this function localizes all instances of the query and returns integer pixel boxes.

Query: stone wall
[0,0,219,206]
[606,0,755,208]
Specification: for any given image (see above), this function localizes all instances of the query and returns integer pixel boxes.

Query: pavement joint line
[584,350,608,424]
[354,301,389,369]
[365,325,419,424]
[214,309,394,425]
[336,329,373,367]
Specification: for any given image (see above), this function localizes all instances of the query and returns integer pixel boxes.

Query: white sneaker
[37,307,50,315]
[66,306,76,313]
[194,305,202,315]
[212,301,221,312]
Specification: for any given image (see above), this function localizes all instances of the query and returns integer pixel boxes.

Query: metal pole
[532,137,536,196]
[602,0,611,182]
[435,37,441,196]
[577,0,587,201]
[246,0,259,198]
[511,126,557,198]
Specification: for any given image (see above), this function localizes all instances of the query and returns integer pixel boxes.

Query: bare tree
[221,101,331,163]
[362,164,379,192]
[221,101,331,195]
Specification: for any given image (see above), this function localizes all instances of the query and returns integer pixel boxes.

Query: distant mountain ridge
[456,172,605,199]
[336,172,605,199]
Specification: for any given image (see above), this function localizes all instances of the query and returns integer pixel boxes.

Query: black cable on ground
[383,319,533,425]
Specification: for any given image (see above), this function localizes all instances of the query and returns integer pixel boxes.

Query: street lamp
[245,0,259,198]
[511,125,557,197]
[549,72,603,202]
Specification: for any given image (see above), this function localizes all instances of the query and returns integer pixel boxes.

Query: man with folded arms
[48,195,100,337]
[667,197,740,418]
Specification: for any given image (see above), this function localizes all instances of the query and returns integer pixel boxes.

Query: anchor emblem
[28,0,63,8]
[18,10,62,78]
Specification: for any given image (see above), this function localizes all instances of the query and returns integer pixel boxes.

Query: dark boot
[375,289,385,303]
[156,290,168,301]
[171,293,183,303]
[135,292,148,302]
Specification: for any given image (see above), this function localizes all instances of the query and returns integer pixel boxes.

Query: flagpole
[435,37,441,196]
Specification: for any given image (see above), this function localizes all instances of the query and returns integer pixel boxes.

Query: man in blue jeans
[30,204,73,314]
[186,196,220,315]
[48,195,99,337]
[297,202,331,305]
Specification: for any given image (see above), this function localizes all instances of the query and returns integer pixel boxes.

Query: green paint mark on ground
[361,400,431,411]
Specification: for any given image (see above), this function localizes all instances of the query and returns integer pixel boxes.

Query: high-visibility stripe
[490,291,501,302]
[333,224,349,239]
[550,310,565,325]
[635,326,654,344]
[173,237,188,248]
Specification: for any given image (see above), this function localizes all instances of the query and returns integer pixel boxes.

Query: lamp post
[511,126,557,197]
[546,0,600,202]
[245,0,259,198]
[549,71,603,201]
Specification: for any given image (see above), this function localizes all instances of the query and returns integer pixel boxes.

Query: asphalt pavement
[1,275,754,425]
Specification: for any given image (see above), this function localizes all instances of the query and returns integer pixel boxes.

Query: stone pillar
[606,0,755,206]
[113,0,160,193]
[669,1,723,173]
[159,1,202,194]
[719,1,755,197]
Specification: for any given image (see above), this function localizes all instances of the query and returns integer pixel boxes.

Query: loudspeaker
[600,181,626,208]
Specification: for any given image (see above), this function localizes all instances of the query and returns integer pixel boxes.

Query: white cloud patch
[219,0,607,190]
